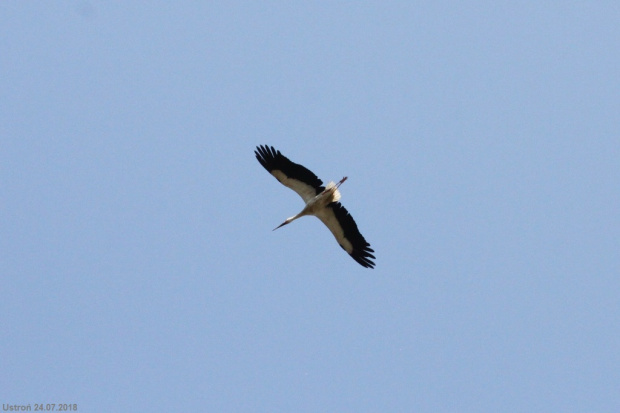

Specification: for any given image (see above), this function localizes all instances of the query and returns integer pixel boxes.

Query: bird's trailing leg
[321,176,347,194]
[336,176,348,188]
[320,176,348,203]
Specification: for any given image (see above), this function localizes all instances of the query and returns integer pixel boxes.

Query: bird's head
[273,218,291,231]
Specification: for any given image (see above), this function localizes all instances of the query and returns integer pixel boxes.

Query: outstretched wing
[255,145,324,203]
[315,202,375,268]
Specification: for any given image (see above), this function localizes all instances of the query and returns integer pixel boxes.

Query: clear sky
[2,2,619,412]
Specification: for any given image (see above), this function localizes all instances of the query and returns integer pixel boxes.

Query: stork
[255,145,375,268]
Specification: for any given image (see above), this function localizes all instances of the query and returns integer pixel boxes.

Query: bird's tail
[325,181,342,202]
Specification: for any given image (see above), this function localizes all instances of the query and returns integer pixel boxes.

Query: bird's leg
[336,176,348,188]
[320,176,347,198]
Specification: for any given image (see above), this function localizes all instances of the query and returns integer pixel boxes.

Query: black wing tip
[340,244,375,268]
[355,257,376,268]
[255,145,280,157]
[255,144,276,154]
[255,145,282,173]
[353,248,376,268]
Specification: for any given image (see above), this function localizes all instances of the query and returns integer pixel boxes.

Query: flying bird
[255,145,375,268]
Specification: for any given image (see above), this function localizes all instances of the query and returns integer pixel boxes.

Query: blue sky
[2,2,619,411]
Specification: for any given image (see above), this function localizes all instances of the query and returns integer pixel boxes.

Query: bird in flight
[255,145,375,268]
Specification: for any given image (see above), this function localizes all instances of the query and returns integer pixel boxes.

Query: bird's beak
[273,221,288,231]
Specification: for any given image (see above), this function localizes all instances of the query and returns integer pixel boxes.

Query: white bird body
[255,145,375,268]
[273,177,345,230]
